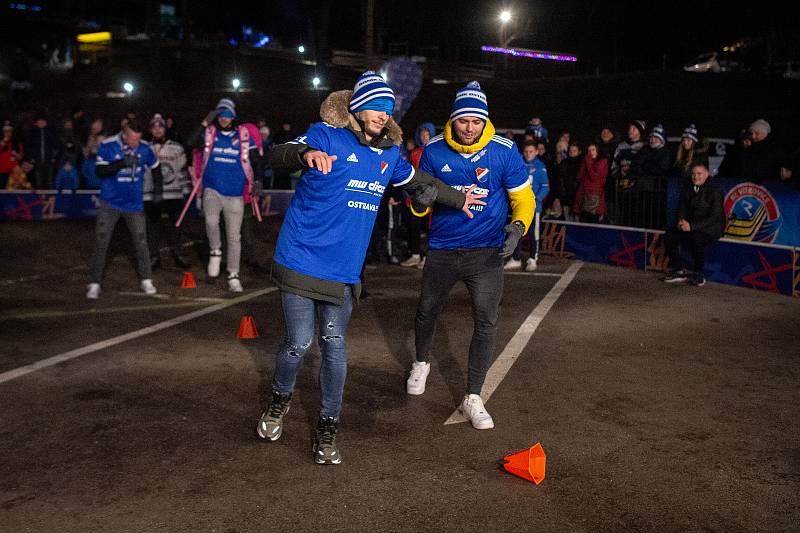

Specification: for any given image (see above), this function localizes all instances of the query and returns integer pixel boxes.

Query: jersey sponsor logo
[470,149,487,163]
[347,153,359,163]
[441,164,452,172]
[380,161,388,174]
[347,178,386,196]
[475,167,489,182]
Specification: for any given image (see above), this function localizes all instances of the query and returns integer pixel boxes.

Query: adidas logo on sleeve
[347,153,359,163]
[440,164,452,172]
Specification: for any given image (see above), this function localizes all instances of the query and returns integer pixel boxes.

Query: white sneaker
[460,394,495,430]
[227,274,243,292]
[503,258,522,271]
[140,279,157,295]
[406,361,431,395]
[525,258,538,272]
[400,254,421,268]
[207,251,222,278]
[416,257,426,269]
[86,283,101,299]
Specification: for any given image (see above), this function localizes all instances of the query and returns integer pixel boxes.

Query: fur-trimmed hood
[319,90,403,148]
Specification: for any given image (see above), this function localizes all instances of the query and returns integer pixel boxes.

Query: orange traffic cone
[503,442,546,485]
[181,271,197,289]
[237,316,259,339]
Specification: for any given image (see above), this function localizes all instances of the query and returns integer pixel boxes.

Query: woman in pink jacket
[574,143,609,223]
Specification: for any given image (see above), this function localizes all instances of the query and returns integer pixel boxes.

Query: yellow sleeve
[507,186,535,236]
[410,205,432,217]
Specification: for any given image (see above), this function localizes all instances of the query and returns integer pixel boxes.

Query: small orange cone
[237,316,259,339]
[181,271,197,289]
[503,442,546,485]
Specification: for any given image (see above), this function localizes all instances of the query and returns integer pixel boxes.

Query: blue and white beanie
[682,124,699,142]
[216,98,236,119]
[349,71,395,114]
[650,123,666,143]
[450,81,488,122]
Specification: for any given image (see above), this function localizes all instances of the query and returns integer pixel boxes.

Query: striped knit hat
[450,81,488,122]
[682,124,699,142]
[650,123,666,143]
[349,71,395,114]
[216,98,236,118]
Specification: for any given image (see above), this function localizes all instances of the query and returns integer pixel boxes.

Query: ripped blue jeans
[272,287,353,418]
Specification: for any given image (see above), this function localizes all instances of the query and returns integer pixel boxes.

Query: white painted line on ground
[444,261,583,425]
[504,271,563,277]
[0,287,277,385]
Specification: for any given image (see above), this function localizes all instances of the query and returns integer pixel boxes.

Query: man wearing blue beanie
[405,81,536,430]
[256,71,485,464]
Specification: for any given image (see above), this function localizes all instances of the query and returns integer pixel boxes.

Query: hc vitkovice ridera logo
[724,182,782,243]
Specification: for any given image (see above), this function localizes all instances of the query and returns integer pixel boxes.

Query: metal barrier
[608,175,669,230]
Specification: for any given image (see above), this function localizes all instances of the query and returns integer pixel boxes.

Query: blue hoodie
[414,122,436,147]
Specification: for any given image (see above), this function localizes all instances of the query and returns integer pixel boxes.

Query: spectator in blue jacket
[505,140,549,271]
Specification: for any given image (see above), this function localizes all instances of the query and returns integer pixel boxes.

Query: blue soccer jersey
[420,134,529,249]
[96,134,159,212]
[202,129,247,196]
[274,122,415,284]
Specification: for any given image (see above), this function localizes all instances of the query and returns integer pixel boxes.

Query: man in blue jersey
[405,81,536,430]
[256,71,485,464]
[86,119,163,299]
[505,140,549,271]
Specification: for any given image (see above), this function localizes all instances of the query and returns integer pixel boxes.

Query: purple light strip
[481,45,577,62]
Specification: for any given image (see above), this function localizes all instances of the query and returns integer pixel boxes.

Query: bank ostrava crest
[724,182,782,243]
[380,161,388,175]
[475,167,489,182]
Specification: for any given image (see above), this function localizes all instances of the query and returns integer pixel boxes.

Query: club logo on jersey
[475,167,489,182]
[440,164,452,172]
[380,161,388,174]
[347,153,359,163]
[723,182,782,243]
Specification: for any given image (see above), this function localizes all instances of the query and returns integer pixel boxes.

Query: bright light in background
[123,82,134,94]
[231,78,241,90]
[298,45,306,53]
[380,71,388,81]
[499,10,512,23]
[312,77,321,88]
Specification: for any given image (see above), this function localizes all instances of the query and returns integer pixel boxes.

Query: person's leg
[414,249,460,363]
[689,232,715,277]
[203,188,223,255]
[461,249,504,396]
[144,201,161,263]
[220,194,245,276]
[164,199,190,267]
[271,291,317,395]
[89,201,122,284]
[316,286,354,419]
[664,229,684,272]
[122,210,153,281]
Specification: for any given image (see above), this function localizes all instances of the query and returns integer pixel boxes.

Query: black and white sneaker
[689,274,706,287]
[662,269,690,283]
[256,391,292,441]
[313,416,341,465]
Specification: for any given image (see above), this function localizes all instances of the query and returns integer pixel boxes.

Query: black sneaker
[256,391,292,441]
[689,274,706,287]
[313,416,341,465]
[662,269,690,283]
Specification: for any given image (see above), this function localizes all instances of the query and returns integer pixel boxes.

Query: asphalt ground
[1,219,799,532]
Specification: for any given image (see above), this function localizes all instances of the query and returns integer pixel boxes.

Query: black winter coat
[677,181,725,239]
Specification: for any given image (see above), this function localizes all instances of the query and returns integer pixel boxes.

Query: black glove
[250,180,263,197]
[123,152,138,166]
[410,183,438,212]
[500,221,525,258]
[202,109,219,126]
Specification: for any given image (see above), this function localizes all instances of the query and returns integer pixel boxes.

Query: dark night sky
[12,1,794,72]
